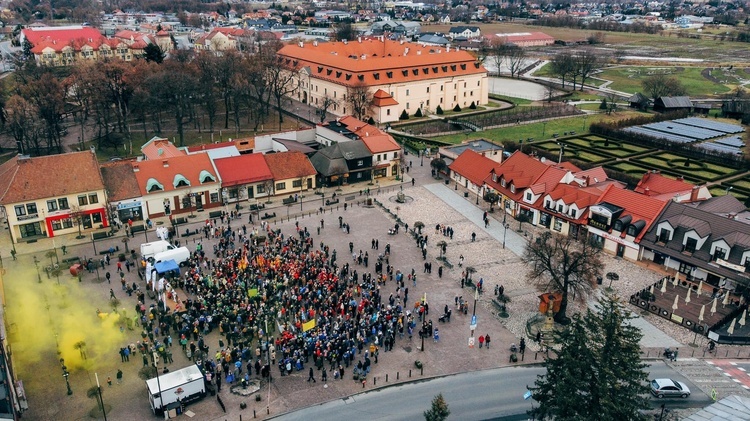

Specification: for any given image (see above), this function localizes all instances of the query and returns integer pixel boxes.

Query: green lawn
[434,111,642,145]
[489,94,533,106]
[729,179,750,190]
[595,66,731,96]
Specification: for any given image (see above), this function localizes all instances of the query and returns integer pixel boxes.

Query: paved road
[273,362,712,420]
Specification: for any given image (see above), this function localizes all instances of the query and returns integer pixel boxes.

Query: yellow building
[0,151,108,243]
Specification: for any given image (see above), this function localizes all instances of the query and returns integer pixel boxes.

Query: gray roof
[688,195,747,215]
[337,140,371,160]
[657,96,693,108]
[628,92,649,103]
[418,34,449,45]
[640,200,750,284]
[685,395,750,421]
[309,140,371,177]
[449,26,479,33]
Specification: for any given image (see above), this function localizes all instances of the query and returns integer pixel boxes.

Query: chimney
[446,46,450,52]
[343,39,348,44]
[644,186,650,196]
[133,164,139,172]
[358,36,362,43]
[404,47,409,55]
[677,175,684,181]
[299,41,304,47]
[417,50,421,55]
[163,160,169,167]
[585,175,590,187]
[313,40,317,47]
[690,186,700,202]
[729,213,737,220]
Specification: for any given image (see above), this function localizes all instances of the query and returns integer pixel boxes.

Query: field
[425,22,750,63]
[595,66,732,96]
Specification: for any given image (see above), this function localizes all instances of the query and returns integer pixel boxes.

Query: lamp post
[542,121,547,137]
[582,115,588,131]
[143,224,148,242]
[33,256,41,282]
[557,142,565,164]
[726,186,733,196]
[95,373,108,421]
[420,149,424,167]
[502,210,508,249]
[153,355,164,413]
[60,358,72,395]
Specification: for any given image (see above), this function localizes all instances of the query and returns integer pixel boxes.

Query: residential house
[193,27,249,52]
[482,151,555,220]
[448,26,481,40]
[370,20,421,37]
[634,170,712,203]
[213,154,274,203]
[0,151,108,242]
[586,184,668,261]
[309,140,373,187]
[132,153,221,218]
[337,116,402,179]
[417,33,450,46]
[489,32,555,47]
[278,39,488,123]
[448,149,502,200]
[100,160,145,224]
[263,152,317,198]
[640,196,750,293]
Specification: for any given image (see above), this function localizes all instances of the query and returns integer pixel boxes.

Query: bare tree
[317,95,338,123]
[524,232,603,324]
[575,49,602,90]
[505,44,527,79]
[550,52,576,89]
[346,83,373,121]
[642,73,687,103]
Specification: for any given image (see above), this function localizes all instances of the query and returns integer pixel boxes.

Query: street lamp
[542,121,547,137]
[153,354,164,413]
[33,256,41,282]
[502,210,508,249]
[95,373,108,421]
[582,115,588,131]
[726,186,733,196]
[557,142,565,164]
[60,358,72,395]
[420,149,424,167]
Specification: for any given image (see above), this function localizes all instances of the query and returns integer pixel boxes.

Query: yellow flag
[303,320,316,332]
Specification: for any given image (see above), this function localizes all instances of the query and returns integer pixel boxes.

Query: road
[272,362,712,421]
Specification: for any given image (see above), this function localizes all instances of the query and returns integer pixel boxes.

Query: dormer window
[626,225,637,236]
[510,184,515,193]
[657,228,671,243]
[500,178,506,188]
[173,174,191,188]
[684,237,698,253]
[570,209,577,218]
[525,192,532,201]
[146,178,164,193]
[714,247,727,261]
[199,170,216,184]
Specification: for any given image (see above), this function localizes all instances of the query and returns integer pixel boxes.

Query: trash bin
[69,263,82,277]
[445,179,449,185]
[596,276,603,285]
[464,192,469,198]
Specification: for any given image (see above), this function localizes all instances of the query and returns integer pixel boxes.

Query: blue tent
[154,260,180,276]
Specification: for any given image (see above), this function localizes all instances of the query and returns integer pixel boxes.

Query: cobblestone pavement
[1,153,696,421]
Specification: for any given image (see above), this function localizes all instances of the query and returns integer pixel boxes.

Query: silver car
[650,378,691,398]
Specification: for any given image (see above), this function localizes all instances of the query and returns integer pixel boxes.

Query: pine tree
[436,105,444,115]
[600,98,608,110]
[400,110,409,120]
[453,104,461,112]
[529,294,651,421]
[424,393,450,421]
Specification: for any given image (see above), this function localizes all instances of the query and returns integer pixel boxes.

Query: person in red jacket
[478,334,485,349]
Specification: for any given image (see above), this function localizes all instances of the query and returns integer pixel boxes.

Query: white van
[154,247,191,266]
[140,240,175,260]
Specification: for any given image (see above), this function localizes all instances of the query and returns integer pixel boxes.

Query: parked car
[650,378,690,398]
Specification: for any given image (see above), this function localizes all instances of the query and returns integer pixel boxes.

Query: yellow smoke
[4,261,126,373]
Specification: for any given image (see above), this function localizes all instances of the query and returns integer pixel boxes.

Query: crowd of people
[121,213,440,390]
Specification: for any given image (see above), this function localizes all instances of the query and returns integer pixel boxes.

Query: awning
[154,260,180,275]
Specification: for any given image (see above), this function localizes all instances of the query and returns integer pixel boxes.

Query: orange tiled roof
[0,151,105,204]
[278,39,486,87]
[337,115,400,153]
[596,184,668,241]
[100,160,142,201]
[635,171,694,197]
[263,151,317,180]
[141,137,186,160]
[132,153,218,195]
[485,151,552,200]
[372,89,399,107]
[449,149,501,187]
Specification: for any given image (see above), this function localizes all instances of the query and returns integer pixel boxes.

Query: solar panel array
[674,117,744,134]
[642,121,724,140]
[699,142,743,155]
[623,127,694,143]
[715,136,744,148]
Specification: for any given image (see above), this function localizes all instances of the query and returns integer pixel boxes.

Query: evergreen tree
[424,393,450,421]
[600,98,608,110]
[529,295,651,421]
[415,108,423,117]
[436,105,444,115]
[400,109,409,120]
[469,101,477,109]
[143,43,165,64]
[453,104,461,112]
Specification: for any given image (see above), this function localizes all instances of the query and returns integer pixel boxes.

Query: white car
[650,378,690,398]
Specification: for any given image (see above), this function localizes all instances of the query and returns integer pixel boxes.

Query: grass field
[434,110,645,144]
[425,22,750,62]
[595,67,731,96]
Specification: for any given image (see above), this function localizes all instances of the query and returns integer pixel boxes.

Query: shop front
[116,200,144,222]
[45,207,108,237]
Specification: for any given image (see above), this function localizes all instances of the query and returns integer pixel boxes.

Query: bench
[249,203,266,211]
[282,196,297,205]
[325,198,339,206]
[261,212,276,220]
[130,225,145,234]
[208,210,223,219]
[92,232,109,241]
[62,256,81,265]
[183,228,198,237]
[173,217,188,226]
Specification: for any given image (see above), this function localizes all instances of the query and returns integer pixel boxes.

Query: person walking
[478,334,485,349]
[107,376,112,387]
[322,368,328,383]
[485,334,491,349]
[116,369,123,384]
[307,367,316,383]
